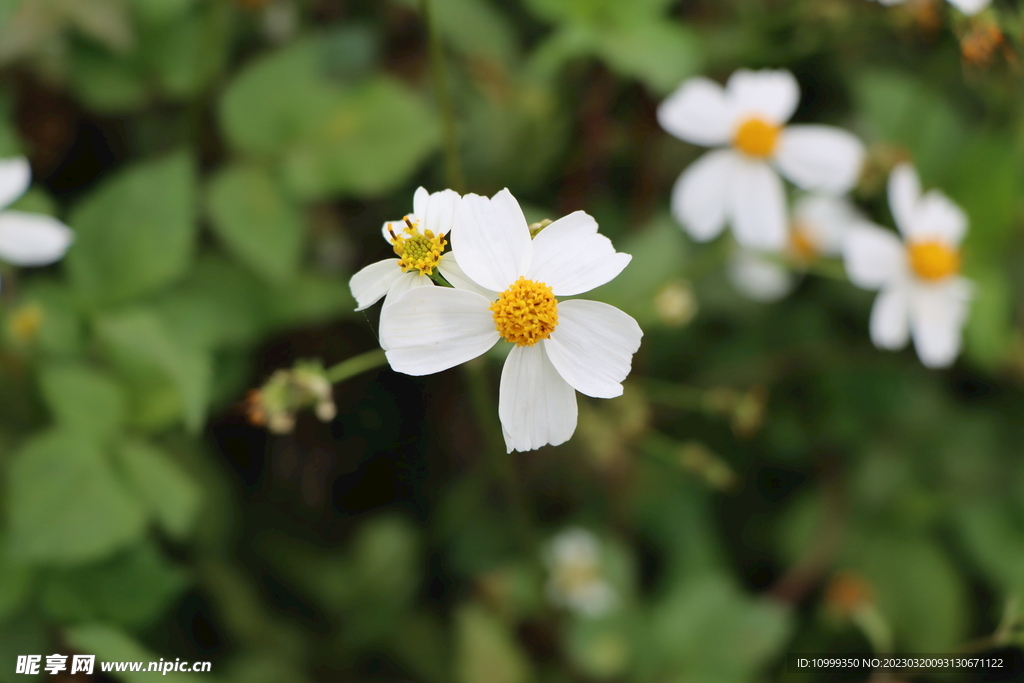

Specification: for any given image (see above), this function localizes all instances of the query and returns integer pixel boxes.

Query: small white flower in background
[349,187,489,312]
[843,163,972,368]
[544,528,617,618]
[380,189,642,453]
[657,69,865,251]
[728,194,861,302]
[870,0,990,17]
[0,157,73,282]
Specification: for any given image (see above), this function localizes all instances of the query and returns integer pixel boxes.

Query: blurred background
[1,0,1024,681]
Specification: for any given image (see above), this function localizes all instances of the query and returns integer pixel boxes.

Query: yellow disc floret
[733,117,781,158]
[491,277,559,346]
[907,240,960,282]
[390,216,447,276]
[789,224,818,263]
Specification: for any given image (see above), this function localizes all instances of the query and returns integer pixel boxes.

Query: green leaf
[116,439,201,539]
[127,0,197,26]
[206,163,304,282]
[64,624,211,683]
[8,430,147,564]
[16,280,85,358]
[38,363,127,442]
[0,616,46,683]
[456,603,534,683]
[954,502,1024,598]
[963,268,1013,370]
[0,533,32,622]
[595,20,700,94]
[41,542,188,627]
[97,310,211,433]
[67,152,197,305]
[67,44,147,114]
[143,1,232,99]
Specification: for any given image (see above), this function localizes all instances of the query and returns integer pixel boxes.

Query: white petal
[870,286,911,351]
[421,188,460,236]
[842,223,907,290]
[909,190,967,246]
[888,163,920,239]
[380,269,432,310]
[793,194,860,256]
[0,211,74,266]
[728,159,787,250]
[381,220,404,244]
[412,186,430,218]
[947,0,990,15]
[657,77,735,146]
[544,300,642,399]
[451,189,531,293]
[909,278,972,368]
[349,258,404,311]
[726,69,800,126]
[671,149,736,242]
[527,211,631,296]
[774,125,865,194]
[499,343,578,453]
[437,257,498,300]
[727,249,794,302]
[381,287,499,375]
[0,158,30,211]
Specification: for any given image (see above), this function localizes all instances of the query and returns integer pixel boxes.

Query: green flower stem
[325,348,388,384]
[418,0,465,193]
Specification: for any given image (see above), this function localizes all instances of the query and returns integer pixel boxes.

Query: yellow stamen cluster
[491,277,559,346]
[789,224,818,262]
[733,117,781,158]
[390,217,446,275]
[907,240,960,281]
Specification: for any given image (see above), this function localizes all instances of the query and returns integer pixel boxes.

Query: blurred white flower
[349,187,488,311]
[379,189,641,453]
[0,158,73,282]
[658,69,865,251]
[871,0,990,17]
[544,528,617,617]
[843,163,972,368]
[728,249,794,303]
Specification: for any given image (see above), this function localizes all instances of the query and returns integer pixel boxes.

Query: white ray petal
[349,258,404,311]
[728,159,787,250]
[527,211,631,296]
[889,163,921,240]
[870,286,910,351]
[842,223,907,290]
[0,211,74,266]
[775,125,865,194]
[0,158,31,211]
[671,149,736,242]
[909,278,972,368]
[726,69,800,126]
[657,76,736,146]
[499,343,578,453]
[451,189,532,293]
[437,257,498,300]
[727,249,794,302]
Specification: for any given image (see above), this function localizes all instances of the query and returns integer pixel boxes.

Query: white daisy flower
[657,69,865,251]
[379,189,642,453]
[349,187,487,311]
[729,194,860,302]
[544,527,617,618]
[0,157,73,281]
[843,163,972,368]
[871,0,990,17]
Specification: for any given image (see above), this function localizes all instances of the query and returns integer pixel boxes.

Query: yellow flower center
[907,240,960,281]
[733,117,781,158]
[789,223,818,262]
[389,217,446,275]
[490,277,559,346]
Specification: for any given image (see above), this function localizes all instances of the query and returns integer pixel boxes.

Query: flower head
[246,360,336,434]
[842,163,972,368]
[543,528,617,618]
[379,189,642,453]
[658,69,865,250]
[0,158,73,281]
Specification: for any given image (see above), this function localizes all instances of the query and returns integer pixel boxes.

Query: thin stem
[419,0,465,192]
[325,349,388,384]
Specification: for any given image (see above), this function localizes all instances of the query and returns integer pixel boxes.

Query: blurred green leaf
[456,603,534,683]
[0,533,32,622]
[126,0,197,26]
[67,43,147,114]
[0,615,46,683]
[143,1,232,99]
[206,162,304,282]
[65,623,212,683]
[18,281,86,359]
[954,502,1024,599]
[67,152,197,305]
[116,439,202,539]
[38,363,127,442]
[963,268,1013,370]
[8,430,146,564]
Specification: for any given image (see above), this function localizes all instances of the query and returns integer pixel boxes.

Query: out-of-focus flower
[544,528,617,617]
[728,248,794,303]
[653,279,698,327]
[349,187,489,312]
[960,22,1004,67]
[843,163,972,368]
[658,69,864,250]
[7,303,42,344]
[0,158,73,284]
[380,189,641,453]
[246,361,336,434]
[870,0,990,17]
[824,570,875,618]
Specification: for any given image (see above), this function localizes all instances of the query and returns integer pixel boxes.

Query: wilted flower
[843,163,972,368]
[658,69,864,250]
[0,157,73,282]
[246,361,336,434]
[870,0,990,17]
[544,528,617,617]
[380,189,642,453]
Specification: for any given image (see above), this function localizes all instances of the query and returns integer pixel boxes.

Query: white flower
[657,69,865,251]
[379,189,642,453]
[871,0,990,17]
[544,528,617,618]
[349,187,487,311]
[0,158,73,281]
[843,163,972,368]
[728,194,860,302]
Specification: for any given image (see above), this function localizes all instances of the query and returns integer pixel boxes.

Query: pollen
[733,117,781,158]
[908,240,960,281]
[491,277,559,346]
[390,216,447,276]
